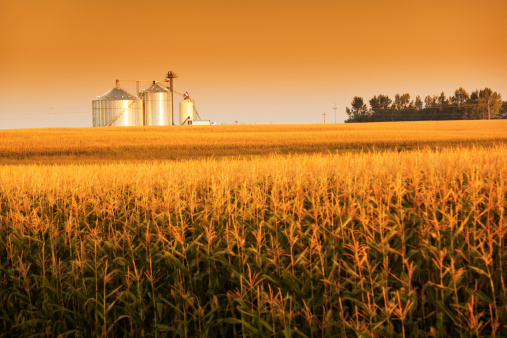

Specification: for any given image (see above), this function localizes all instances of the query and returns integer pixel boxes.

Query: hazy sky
[1,0,506,128]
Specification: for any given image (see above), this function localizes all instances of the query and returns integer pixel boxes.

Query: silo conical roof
[140,82,169,95]
[94,87,140,101]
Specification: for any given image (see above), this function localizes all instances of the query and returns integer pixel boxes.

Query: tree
[345,97,369,122]
[415,96,423,110]
[478,88,503,119]
[450,87,469,106]
[438,92,448,106]
[424,95,435,108]
[500,101,507,119]
[393,93,411,110]
[345,87,503,122]
[369,95,392,111]
[464,90,481,119]
[468,90,479,104]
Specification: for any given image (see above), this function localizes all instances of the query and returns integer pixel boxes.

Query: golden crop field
[1,120,507,164]
[0,121,506,337]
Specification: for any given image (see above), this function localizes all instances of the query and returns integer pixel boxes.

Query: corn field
[1,120,507,164]
[0,145,506,336]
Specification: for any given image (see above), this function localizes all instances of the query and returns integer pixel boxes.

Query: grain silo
[179,95,194,125]
[139,82,171,126]
[92,81,143,127]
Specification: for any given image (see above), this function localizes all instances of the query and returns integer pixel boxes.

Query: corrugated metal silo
[140,82,171,126]
[92,82,143,127]
[179,97,194,125]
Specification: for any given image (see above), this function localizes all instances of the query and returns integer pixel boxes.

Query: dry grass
[0,143,506,336]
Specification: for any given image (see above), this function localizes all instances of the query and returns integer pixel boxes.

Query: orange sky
[0,0,505,128]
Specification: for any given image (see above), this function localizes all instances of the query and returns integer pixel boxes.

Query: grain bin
[92,81,143,127]
[179,96,194,125]
[139,82,171,126]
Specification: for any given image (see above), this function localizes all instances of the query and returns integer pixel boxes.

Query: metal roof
[140,82,169,95]
[94,87,140,101]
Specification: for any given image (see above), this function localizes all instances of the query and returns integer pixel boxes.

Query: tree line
[345,87,506,123]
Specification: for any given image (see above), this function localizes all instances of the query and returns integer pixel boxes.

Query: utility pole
[333,103,337,124]
[322,113,326,124]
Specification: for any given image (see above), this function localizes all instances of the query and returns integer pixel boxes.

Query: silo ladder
[107,100,137,127]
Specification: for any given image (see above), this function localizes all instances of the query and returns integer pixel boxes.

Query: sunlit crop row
[1,120,507,164]
[1,145,506,336]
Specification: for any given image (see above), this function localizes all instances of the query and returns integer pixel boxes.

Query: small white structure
[179,97,194,125]
[192,120,212,125]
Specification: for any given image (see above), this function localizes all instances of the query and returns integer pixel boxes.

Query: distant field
[1,120,507,164]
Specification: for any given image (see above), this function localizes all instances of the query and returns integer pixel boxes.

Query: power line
[46,112,88,114]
